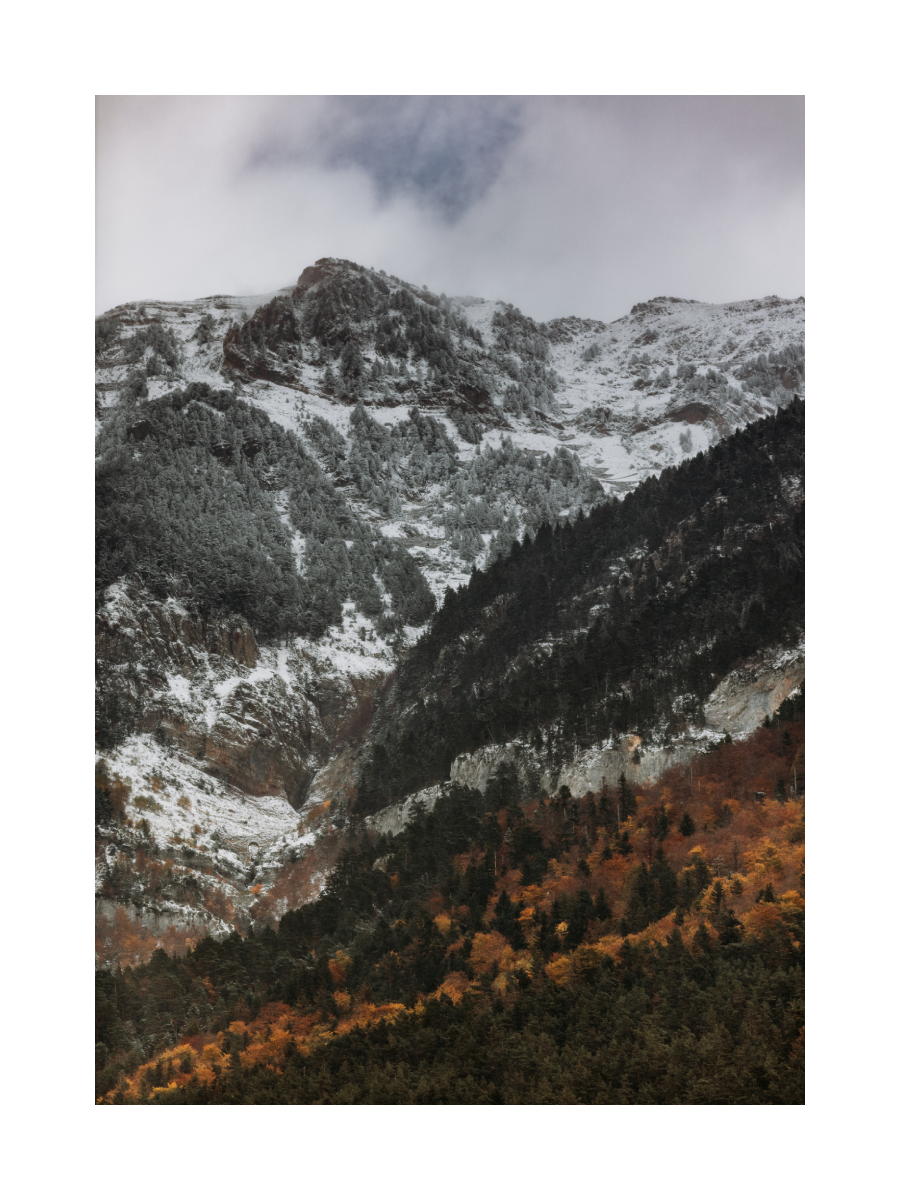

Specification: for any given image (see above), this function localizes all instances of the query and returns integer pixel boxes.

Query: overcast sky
[96,96,804,322]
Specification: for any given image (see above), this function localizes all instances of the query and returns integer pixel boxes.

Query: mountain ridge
[95,257,804,958]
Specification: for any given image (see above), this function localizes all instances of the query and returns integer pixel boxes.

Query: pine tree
[693,921,714,954]
[564,889,594,949]
[649,848,677,919]
[593,888,612,921]
[715,908,744,946]
[617,773,636,822]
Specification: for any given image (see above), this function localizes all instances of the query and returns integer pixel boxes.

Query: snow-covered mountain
[97,256,804,502]
[95,257,804,961]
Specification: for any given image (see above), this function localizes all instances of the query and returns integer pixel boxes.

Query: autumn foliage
[97,716,804,1104]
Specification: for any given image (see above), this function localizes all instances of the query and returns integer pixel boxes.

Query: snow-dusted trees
[120,368,148,404]
[449,408,484,445]
[95,315,120,359]
[331,397,602,574]
[491,303,550,362]
[299,270,379,348]
[441,438,604,566]
[450,527,484,563]
[95,383,435,643]
[734,343,804,399]
[125,319,182,370]
[485,512,521,566]
[502,371,559,419]
[194,313,216,346]
[346,402,459,513]
[380,546,435,626]
[302,414,347,474]
[340,341,366,387]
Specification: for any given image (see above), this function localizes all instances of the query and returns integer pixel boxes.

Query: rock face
[363,738,710,842]
[704,647,804,735]
[304,744,364,815]
[450,739,698,799]
[362,643,804,840]
[96,578,397,812]
[449,648,805,802]
[95,895,223,940]
[95,579,325,806]
[367,740,699,840]
[366,785,444,838]
[94,578,392,961]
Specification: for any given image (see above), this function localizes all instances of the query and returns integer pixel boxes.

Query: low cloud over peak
[96,96,804,321]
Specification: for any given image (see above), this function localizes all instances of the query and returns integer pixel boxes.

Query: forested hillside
[96,694,804,1104]
[356,400,804,813]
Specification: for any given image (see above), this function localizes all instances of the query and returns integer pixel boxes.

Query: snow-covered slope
[96,257,804,513]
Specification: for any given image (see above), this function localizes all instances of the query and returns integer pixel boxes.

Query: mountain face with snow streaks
[95,258,804,957]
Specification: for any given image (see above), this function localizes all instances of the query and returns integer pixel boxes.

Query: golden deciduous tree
[432,971,471,1004]
[741,903,785,938]
[328,950,352,987]
[200,1043,225,1071]
[748,839,783,877]
[469,931,511,975]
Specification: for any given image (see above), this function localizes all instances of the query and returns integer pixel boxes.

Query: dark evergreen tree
[679,812,696,837]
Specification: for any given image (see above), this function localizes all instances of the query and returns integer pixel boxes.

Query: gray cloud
[96,96,804,321]
[250,96,525,219]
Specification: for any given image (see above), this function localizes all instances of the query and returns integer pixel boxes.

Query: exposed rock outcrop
[704,647,804,735]
[366,785,444,838]
[95,580,324,807]
[449,738,697,799]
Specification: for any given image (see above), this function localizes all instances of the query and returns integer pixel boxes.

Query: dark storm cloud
[96,96,804,320]
[250,96,525,219]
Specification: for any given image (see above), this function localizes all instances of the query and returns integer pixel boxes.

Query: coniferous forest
[95,382,436,643]
[357,401,804,812]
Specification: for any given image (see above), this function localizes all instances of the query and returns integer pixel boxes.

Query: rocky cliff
[95,578,392,961]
